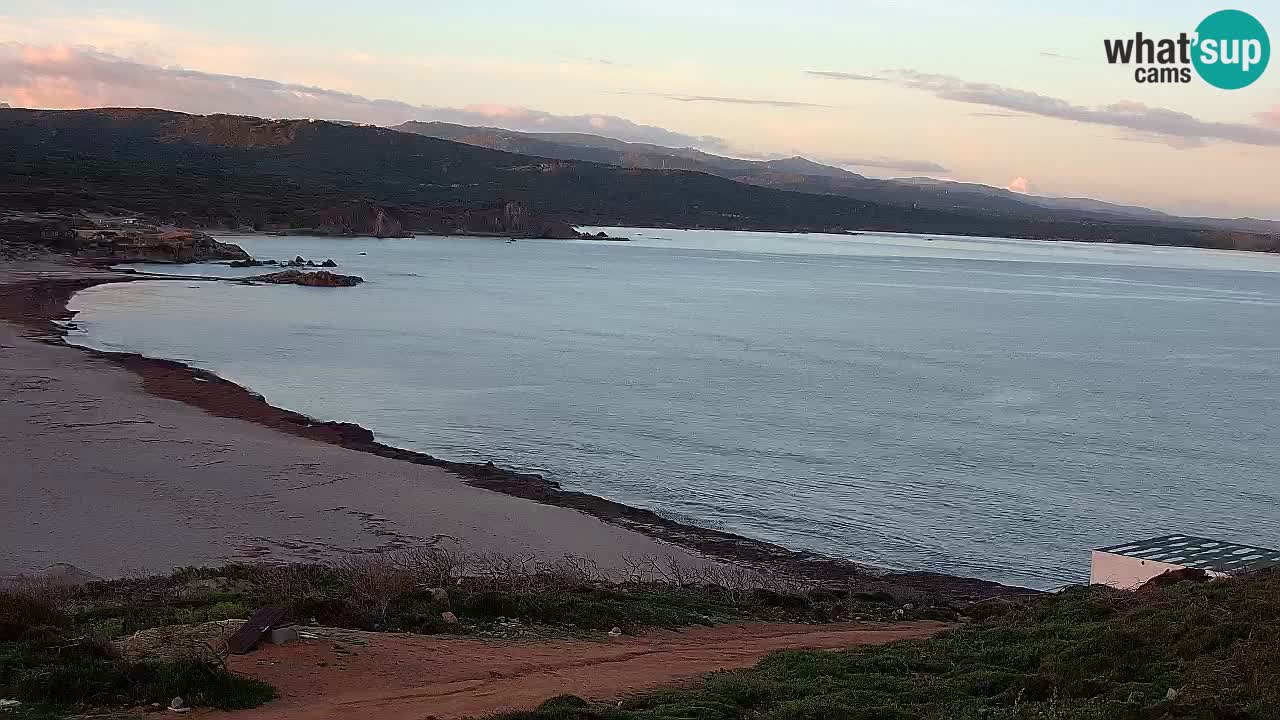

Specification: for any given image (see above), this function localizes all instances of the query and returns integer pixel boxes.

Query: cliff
[314,204,413,238]
[301,201,578,239]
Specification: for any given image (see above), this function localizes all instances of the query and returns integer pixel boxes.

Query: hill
[0,108,1275,250]
[397,120,1280,238]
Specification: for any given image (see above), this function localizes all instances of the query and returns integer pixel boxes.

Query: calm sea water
[68,229,1280,588]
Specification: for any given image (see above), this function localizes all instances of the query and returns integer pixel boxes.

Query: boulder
[267,627,300,645]
[247,270,364,287]
[321,259,338,267]
[1,214,251,263]
[1139,568,1209,591]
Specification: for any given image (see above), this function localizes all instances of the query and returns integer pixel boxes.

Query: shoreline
[0,265,1019,600]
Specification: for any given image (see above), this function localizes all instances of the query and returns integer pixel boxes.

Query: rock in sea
[247,270,364,287]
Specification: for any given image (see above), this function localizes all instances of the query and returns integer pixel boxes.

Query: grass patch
[0,590,273,716]
[0,549,935,716]
[486,570,1280,719]
[59,551,922,641]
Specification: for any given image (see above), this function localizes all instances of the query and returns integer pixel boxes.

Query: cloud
[1039,52,1081,61]
[803,70,885,82]
[1007,176,1034,194]
[1257,106,1280,129]
[883,69,1280,147]
[0,43,730,151]
[828,156,950,173]
[628,91,834,108]
[968,111,1023,117]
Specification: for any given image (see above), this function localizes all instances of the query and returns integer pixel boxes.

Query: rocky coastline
[0,212,249,263]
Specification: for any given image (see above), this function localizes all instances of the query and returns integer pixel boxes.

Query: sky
[1,0,1278,219]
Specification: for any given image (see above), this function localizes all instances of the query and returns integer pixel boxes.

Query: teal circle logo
[1193,10,1270,89]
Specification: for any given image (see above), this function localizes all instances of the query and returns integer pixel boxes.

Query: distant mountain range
[395,121,1280,236]
[0,108,1274,252]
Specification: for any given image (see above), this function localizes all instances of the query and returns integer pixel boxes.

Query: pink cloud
[884,69,1280,148]
[1257,106,1280,129]
[1006,176,1034,194]
[0,42,729,150]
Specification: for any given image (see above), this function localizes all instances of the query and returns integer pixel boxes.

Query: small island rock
[248,270,364,287]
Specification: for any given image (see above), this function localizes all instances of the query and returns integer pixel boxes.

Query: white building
[1090,534,1280,590]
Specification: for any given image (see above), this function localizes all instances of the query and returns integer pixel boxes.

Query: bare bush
[468,552,543,592]
[382,546,466,589]
[543,554,606,588]
[334,555,419,624]
[3,576,76,616]
[618,554,809,599]
[253,563,332,601]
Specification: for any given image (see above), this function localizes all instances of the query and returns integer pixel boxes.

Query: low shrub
[485,570,1280,719]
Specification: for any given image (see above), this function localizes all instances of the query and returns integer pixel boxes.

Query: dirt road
[223,621,948,720]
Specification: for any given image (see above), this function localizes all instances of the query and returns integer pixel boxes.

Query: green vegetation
[7,552,1276,719]
[64,551,918,639]
[1,108,1275,251]
[0,589,274,717]
[0,550,915,716]
[491,571,1280,720]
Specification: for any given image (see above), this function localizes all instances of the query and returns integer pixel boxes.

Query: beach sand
[1,262,714,580]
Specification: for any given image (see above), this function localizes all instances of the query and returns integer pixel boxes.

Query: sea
[66,228,1280,589]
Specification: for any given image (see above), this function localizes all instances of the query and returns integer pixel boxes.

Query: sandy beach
[1,261,719,580]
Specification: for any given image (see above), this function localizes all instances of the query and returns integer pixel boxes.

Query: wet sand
[0,263,715,579]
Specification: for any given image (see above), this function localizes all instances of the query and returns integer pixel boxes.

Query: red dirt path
[217,621,949,720]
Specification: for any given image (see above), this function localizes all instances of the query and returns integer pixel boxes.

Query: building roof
[1098,534,1280,574]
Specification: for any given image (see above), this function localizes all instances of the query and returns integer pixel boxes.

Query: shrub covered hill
[0,107,1275,250]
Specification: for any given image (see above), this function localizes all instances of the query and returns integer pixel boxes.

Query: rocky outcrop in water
[97,228,248,263]
[248,270,364,287]
[0,213,248,262]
